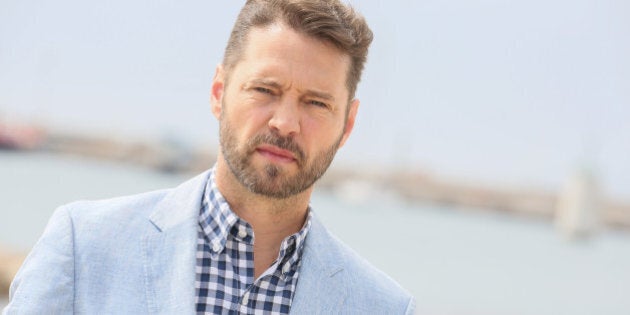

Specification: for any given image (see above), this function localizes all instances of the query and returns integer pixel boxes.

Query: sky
[1,0,629,200]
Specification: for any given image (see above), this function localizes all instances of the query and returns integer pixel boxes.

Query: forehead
[231,23,351,100]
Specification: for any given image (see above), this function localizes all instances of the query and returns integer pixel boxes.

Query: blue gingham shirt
[195,168,312,314]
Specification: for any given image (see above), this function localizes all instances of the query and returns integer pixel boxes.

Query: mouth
[255,144,298,164]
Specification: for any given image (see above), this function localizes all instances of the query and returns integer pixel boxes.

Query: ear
[210,64,225,120]
[338,98,360,148]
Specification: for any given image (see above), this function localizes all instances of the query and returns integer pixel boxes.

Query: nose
[268,98,301,137]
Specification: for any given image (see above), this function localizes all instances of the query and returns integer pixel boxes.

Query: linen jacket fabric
[4,171,415,314]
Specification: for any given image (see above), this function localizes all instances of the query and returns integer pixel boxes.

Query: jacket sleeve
[3,206,75,314]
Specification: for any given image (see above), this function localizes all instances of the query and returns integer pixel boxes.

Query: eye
[308,100,328,108]
[254,87,272,94]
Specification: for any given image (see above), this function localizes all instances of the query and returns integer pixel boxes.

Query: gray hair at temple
[222,0,374,101]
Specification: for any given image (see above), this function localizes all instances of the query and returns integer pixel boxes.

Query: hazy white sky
[1,0,629,200]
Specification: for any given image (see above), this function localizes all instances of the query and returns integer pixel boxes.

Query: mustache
[249,133,305,163]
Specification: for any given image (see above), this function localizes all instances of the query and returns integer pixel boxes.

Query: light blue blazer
[4,171,415,314]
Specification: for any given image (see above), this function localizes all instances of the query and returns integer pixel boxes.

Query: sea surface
[1,151,630,314]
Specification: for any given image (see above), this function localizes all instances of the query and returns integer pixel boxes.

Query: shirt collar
[277,212,311,279]
[199,167,239,254]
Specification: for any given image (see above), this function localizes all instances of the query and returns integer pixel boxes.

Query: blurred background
[1,0,629,313]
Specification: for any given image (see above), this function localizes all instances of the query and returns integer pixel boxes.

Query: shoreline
[10,128,630,230]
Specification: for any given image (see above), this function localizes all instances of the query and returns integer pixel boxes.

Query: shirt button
[237,228,247,239]
[212,242,221,252]
[242,292,249,305]
[282,263,291,275]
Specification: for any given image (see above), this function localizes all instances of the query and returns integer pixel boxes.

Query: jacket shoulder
[301,216,415,314]
[62,189,170,225]
[332,232,414,312]
[60,168,210,222]
[5,171,210,314]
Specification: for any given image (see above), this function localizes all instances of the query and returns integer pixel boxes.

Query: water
[2,151,630,314]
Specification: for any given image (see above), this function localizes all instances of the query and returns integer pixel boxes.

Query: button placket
[241,291,250,306]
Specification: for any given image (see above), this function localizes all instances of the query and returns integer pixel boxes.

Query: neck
[214,156,311,278]
[214,156,311,244]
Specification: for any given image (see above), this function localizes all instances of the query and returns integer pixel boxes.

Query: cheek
[226,100,270,126]
[231,109,276,146]
[301,116,345,147]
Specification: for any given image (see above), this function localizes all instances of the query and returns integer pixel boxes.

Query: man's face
[211,23,359,199]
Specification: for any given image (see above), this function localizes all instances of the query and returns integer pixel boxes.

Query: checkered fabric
[195,168,312,314]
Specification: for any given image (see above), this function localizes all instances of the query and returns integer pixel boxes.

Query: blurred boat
[555,167,600,239]
[0,122,45,150]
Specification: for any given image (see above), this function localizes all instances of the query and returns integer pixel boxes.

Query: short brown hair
[223,0,373,100]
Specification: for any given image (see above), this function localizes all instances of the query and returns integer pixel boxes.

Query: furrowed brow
[247,78,283,89]
[304,90,335,101]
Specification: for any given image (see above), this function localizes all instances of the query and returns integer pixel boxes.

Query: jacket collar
[144,170,211,314]
[148,170,211,232]
[290,214,349,313]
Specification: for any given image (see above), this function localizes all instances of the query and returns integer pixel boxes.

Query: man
[4,0,414,314]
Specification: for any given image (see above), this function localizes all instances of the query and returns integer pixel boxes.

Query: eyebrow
[246,78,336,101]
[303,89,335,101]
[247,78,283,90]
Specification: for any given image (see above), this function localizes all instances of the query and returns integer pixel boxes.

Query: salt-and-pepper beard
[219,106,344,199]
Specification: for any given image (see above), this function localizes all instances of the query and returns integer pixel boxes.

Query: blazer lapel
[143,171,211,314]
[291,215,348,313]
